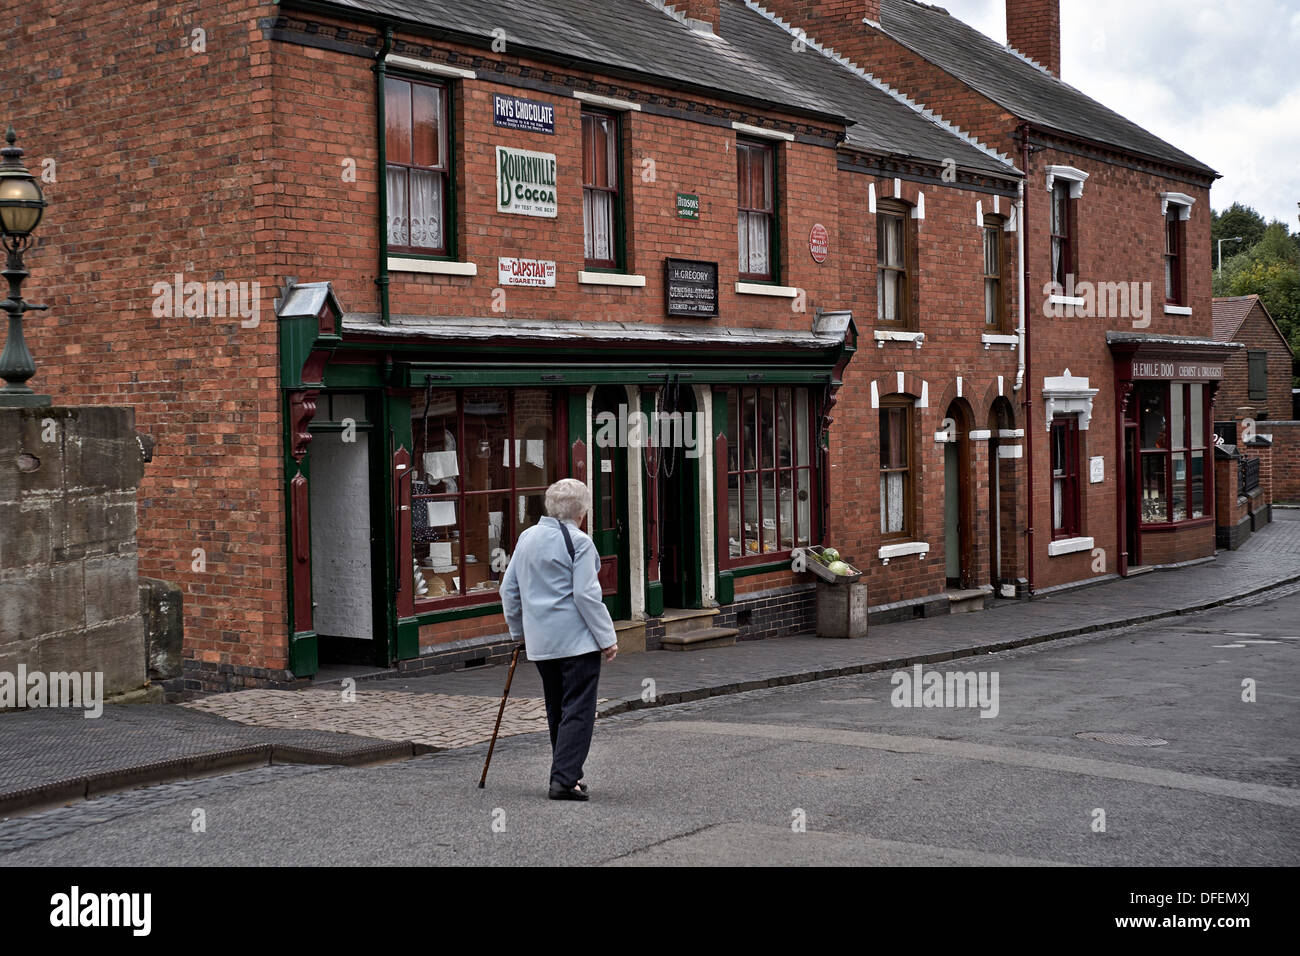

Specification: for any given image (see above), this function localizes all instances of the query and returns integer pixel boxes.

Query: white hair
[545,478,591,523]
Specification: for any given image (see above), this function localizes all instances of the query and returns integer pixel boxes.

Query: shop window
[1049,182,1074,289]
[737,139,776,281]
[724,386,816,563]
[1164,208,1185,306]
[1248,350,1268,402]
[1050,416,1081,538]
[409,388,558,606]
[879,398,914,540]
[385,76,451,256]
[877,201,915,328]
[983,219,1007,329]
[1138,382,1207,524]
[582,110,622,269]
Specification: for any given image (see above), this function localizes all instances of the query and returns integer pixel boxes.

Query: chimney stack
[671,1,721,33]
[1006,0,1061,77]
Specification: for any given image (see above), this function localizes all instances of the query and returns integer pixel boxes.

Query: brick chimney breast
[1006,0,1061,77]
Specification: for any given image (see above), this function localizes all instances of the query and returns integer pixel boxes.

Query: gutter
[374,26,394,326]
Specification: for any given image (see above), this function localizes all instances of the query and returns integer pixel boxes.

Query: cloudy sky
[937,0,1300,228]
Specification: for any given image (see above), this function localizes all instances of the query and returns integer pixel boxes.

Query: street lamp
[1216,235,1242,276]
[0,125,50,407]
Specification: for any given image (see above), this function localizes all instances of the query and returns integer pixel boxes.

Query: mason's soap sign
[496,145,558,218]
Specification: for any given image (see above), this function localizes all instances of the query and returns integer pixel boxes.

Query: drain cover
[1075,731,1168,747]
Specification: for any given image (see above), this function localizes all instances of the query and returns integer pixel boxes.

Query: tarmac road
[1,587,1296,866]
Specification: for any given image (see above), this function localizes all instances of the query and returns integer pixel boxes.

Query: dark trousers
[535,650,602,789]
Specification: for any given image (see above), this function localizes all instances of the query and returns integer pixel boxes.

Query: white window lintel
[1160,191,1196,220]
[732,121,794,142]
[1045,165,1088,199]
[574,91,642,112]
[385,54,476,80]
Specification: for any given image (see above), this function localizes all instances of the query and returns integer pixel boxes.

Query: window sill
[1047,535,1093,557]
[1164,304,1193,316]
[981,333,1018,349]
[578,271,646,287]
[735,281,798,297]
[1048,294,1086,307]
[389,257,477,276]
[878,541,928,564]
[874,329,925,348]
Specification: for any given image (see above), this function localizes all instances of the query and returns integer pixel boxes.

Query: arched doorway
[943,398,975,589]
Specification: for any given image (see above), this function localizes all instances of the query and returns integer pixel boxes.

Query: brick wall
[1269,422,1300,503]
[2,0,288,685]
[1216,305,1295,421]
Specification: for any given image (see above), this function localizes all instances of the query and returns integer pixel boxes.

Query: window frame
[876,199,917,330]
[983,217,1008,331]
[736,138,778,283]
[581,108,624,271]
[721,385,819,569]
[1164,208,1185,306]
[1050,415,1081,539]
[1049,182,1075,290]
[878,397,916,542]
[384,74,453,258]
[1136,381,1209,526]
[1248,350,1268,402]
[408,387,564,612]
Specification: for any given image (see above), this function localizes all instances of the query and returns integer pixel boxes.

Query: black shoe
[548,783,589,801]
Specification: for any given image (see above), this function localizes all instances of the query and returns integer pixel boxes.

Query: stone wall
[0,406,146,700]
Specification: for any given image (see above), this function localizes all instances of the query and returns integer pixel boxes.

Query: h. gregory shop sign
[496,145,558,218]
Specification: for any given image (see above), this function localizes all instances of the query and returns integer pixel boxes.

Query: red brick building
[1212,295,1295,423]
[4,0,1222,689]
[761,0,1234,582]
[6,0,1031,687]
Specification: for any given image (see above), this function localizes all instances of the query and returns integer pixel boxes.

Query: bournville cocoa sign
[664,258,718,318]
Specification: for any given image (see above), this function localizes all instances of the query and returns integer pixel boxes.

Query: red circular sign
[809,223,829,263]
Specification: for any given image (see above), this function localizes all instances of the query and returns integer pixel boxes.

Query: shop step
[947,586,993,614]
[660,606,719,639]
[659,626,739,651]
[612,618,647,653]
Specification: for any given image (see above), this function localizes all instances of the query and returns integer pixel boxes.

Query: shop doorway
[656,383,702,609]
[591,386,631,619]
[1124,423,1142,569]
[943,399,975,589]
[309,392,387,666]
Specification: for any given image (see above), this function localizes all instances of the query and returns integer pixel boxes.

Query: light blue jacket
[501,516,617,661]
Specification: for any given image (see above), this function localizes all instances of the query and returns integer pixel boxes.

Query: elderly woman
[501,478,618,801]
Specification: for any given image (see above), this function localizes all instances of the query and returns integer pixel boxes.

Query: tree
[1211,202,1268,263]
[1214,222,1300,387]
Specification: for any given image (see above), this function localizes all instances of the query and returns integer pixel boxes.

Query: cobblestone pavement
[182,690,577,750]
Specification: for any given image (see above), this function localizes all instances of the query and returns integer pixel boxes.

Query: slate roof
[1213,295,1295,354]
[301,0,1018,176]
[876,0,1217,176]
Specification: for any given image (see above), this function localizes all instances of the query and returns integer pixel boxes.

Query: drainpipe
[375,27,394,326]
[1018,123,1036,597]
[1014,180,1026,392]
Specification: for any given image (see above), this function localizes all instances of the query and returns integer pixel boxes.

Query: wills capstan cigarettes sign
[498,257,557,287]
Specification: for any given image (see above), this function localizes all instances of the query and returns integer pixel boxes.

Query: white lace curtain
[387,167,443,250]
[584,189,613,262]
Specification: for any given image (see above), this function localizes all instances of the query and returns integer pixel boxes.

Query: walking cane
[478,643,524,788]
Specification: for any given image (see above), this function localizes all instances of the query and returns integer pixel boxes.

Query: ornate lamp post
[0,126,50,407]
